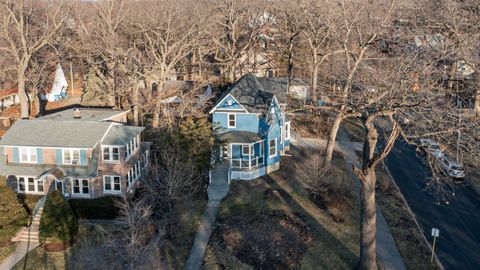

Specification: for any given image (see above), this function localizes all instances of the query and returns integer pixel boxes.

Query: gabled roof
[102,125,145,145]
[215,74,274,114]
[256,77,309,104]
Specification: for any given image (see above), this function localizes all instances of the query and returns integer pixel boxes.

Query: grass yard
[163,197,208,269]
[376,165,438,270]
[12,222,116,270]
[204,152,360,270]
[0,244,16,263]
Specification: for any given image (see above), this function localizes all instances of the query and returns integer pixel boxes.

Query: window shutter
[56,149,63,165]
[37,148,43,164]
[12,147,19,163]
[80,150,87,165]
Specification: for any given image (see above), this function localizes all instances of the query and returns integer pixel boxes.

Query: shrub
[0,181,28,243]
[69,196,120,219]
[39,191,78,243]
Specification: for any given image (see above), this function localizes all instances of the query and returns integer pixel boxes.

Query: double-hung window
[64,149,80,165]
[228,113,236,128]
[104,175,121,193]
[73,179,89,195]
[125,135,140,159]
[19,147,37,163]
[242,145,253,156]
[269,138,277,158]
[103,147,120,162]
[18,176,43,193]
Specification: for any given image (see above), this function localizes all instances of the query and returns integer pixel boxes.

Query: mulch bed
[212,210,313,269]
[42,241,71,252]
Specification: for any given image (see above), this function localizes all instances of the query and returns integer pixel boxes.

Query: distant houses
[0,108,151,199]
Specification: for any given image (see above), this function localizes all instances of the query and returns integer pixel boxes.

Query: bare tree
[0,0,67,118]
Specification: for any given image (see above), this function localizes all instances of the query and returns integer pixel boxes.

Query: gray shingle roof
[0,120,111,148]
[219,74,274,114]
[219,131,262,143]
[256,77,309,104]
[102,125,145,145]
[39,108,129,122]
[217,74,308,113]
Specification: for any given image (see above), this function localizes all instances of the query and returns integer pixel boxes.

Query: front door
[55,180,64,194]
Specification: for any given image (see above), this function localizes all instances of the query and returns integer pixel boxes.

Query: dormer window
[228,113,236,128]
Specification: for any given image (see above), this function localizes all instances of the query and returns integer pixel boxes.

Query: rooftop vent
[73,108,82,119]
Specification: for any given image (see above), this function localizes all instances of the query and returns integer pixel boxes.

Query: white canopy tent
[47,63,68,102]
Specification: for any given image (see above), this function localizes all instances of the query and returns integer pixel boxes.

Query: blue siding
[215,95,244,110]
[37,148,43,164]
[55,149,63,165]
[12,147,19,163]
[80,150,87,165]
[232,145,242,159]
[213,112,260,133]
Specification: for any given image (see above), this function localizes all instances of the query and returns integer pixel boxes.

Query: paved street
[385,140,480,270]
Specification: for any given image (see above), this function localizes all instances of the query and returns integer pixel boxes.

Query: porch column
[249,143,252,169]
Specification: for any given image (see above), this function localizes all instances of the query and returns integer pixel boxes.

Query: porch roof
[218,131,261,144]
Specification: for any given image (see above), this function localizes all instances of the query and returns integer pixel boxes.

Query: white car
[419,139,443,157]
[436,156,466,179]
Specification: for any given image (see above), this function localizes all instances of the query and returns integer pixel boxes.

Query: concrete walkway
[336,128,407,270]
[185,162,230,270]
[0,240,41,270]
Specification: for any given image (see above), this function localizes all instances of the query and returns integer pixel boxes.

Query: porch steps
[207,162,230,201]
[12,207,43,243]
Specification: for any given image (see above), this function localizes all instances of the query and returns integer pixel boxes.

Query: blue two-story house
[210,74,291,180]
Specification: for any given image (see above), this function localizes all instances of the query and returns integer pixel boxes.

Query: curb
[382,162,445,270]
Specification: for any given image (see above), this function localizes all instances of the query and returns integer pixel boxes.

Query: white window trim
[285,122,291,140]
[72,179,90,196]
[227,113,236,128]
[259,141,264,157]
[242,144,254,156]
[125,135,141,162]
[17,176,44,194]
[102,146,121,163]
[103,175,122,193]
[63,148,81,165]
[269,138,277,158]
[19,147,37,163]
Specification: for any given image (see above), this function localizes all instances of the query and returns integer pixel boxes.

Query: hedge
[0,180,28,244]
[39,191,78,243]
[69,196,120,219]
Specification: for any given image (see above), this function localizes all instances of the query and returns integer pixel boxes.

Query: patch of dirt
[42,241,71,252]
[212,210,313,269]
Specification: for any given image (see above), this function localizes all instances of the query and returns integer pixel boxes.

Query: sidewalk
[0,241,40,270]
[336,128,407,270]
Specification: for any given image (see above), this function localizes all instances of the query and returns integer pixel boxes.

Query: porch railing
[231,156,264,170]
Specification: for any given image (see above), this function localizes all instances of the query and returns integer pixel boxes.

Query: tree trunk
[311,51,318,99]
[357,170,377,270]
[322,112,344,168]
[475,72,480,117]
[17,76,29,119]
[132,84,139,126]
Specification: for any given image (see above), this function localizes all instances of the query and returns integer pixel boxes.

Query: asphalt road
[385,140,480,270]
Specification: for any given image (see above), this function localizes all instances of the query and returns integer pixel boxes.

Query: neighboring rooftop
[39,107,129,122]
[0,120,112,148]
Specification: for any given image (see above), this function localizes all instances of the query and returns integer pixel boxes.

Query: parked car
[436,156,466,179]
[419,138,444,157]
